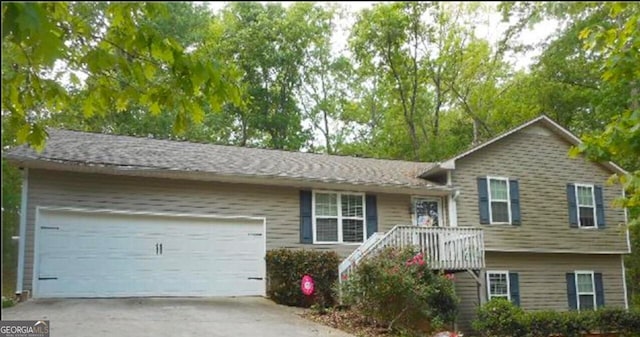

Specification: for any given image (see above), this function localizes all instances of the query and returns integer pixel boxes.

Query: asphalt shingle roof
[5,129,440,189]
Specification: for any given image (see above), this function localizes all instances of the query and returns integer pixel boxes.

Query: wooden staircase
[339,225,485,282]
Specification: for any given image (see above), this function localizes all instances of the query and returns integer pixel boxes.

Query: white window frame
[486,270,511,301]
[487,176,512,224]
[312,191,366,245]
[574,184,597,229]
[575,270,596,311]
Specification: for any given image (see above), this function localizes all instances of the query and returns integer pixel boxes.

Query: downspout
[447,171,458,227]
[622,188,629,309]
[16,168,28,295]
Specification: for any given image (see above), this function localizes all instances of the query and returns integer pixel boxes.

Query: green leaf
[578,28,591,40]
[69,73,81,86]
[28,124,48,152]
[173,110,187,134]
[115,96,129,112]
[16,124,31,144]
[143,63,156,80]
[82,96,96,117]
[149,101,161,115]
[191,103,204,124]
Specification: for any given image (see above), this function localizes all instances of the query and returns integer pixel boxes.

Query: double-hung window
[575,184,596,228]
[575,271,596,310]
[313,192,365,244]
[488,177,511,223]
[487,271,510,301]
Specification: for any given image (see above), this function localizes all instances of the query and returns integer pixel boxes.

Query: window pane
[342,195,363,218]
[489,273,508,296]
[577,186,594,206]
[491,202,509,223]
[315,193,337,216]
[342,219,364,243]
[415,199,440,227]
[490,179,508,200]
[579,295,595,310]
[579,207,595,227]
[316,218,338,242]
[577,274,594,293]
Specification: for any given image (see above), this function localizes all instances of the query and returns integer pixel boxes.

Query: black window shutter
[566,272,577,310]
[594,186,606,229]
[477,177,490,224]
[509,180,521,225]
[509,272,520,306]
[594,273,605,308]
[567,184,578,228]
[366,195,378,239]
[300,191,313,244]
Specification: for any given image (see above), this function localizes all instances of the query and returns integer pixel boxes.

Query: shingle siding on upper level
[452,123,628,253]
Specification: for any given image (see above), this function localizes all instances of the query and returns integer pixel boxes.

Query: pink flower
[341,274,348,281]
[445,273,455,281]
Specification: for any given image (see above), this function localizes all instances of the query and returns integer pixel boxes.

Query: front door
[413,198,442,227]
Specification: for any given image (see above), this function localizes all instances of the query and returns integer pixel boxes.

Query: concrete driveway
[1,297,354,337]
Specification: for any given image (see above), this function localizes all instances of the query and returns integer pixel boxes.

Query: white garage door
[34,209,265,298]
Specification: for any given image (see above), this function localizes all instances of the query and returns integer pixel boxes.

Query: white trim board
[16,168,28,294]
[621,256,629,309]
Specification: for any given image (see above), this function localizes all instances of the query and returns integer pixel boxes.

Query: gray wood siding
[452,124,628,253]
[456,252,626,333]
[22,169,414,291]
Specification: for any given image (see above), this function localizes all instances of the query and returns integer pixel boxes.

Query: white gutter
[16,168,28,294]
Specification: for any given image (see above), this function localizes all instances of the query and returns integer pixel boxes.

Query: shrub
[472,300,640,337]
[559,310,596,337]
[265,249,339,308]
[526,310,564,337]
[1,296,15,308]
[593,308,640,337]
[472,298,526,337]
[341,247,459,334]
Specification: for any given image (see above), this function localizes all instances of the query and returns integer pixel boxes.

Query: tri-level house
[5,115,629,333]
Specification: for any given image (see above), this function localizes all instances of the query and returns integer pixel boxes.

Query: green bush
[1,296,15,308]
[473,299,640,337]
[265,249,339,308]
[560,310,596,337]
[594,308,640,336]
[526,310,564,337]
[473,298,526,337]
[341,247,459,334]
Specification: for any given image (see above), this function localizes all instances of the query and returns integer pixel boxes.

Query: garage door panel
[35,210,265,298]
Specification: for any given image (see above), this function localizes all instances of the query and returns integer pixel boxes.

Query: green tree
[503,1,639,307]
[214,2,334,150]
[574,3,640,307]
[297,5,354,154]
[2,2,241,150]
[347,2,517,161]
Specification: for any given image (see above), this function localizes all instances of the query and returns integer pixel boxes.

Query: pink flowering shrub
[341,247,459,334]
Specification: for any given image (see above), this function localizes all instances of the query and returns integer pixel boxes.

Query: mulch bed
[300,307,395,337]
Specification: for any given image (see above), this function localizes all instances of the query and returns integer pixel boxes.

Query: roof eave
[7,157,453,196]
[417,115,628,177]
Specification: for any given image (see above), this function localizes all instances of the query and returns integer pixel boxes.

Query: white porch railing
[339,225,484,283]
